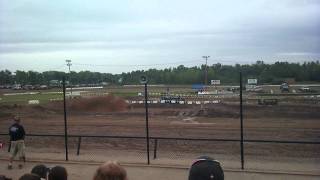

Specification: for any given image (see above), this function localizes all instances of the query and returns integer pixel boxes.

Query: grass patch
[110,92,139,97]
[0,92,63,105]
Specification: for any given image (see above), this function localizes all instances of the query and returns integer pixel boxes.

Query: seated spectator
[93,161,127,180]
[48,166,67,180]
[0,175,12,180]
[31,164,49,180]
[19,174,40,180]
[188,156,224,180]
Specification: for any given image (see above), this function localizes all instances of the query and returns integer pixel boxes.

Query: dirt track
[0,98,319,171]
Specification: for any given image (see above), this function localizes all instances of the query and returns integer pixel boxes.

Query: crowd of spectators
[1,156,224,180]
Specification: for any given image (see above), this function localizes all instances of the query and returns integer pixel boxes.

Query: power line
[72,59,266,68]
[72,60,200,67]
[51,64,66,71]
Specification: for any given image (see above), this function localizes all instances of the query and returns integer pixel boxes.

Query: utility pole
[66,60,72,96]
[202,56,210,85]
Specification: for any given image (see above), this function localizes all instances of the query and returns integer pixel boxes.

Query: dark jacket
[9,123,25,141]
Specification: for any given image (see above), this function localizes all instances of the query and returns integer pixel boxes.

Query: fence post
[144,82,150,165]
[63,76,69,161]
[77,136,82,156]
[153,139,158,159]
[239,72,244,169]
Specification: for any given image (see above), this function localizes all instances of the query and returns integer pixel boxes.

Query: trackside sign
[211,80,221,85]
[247,79,257,85]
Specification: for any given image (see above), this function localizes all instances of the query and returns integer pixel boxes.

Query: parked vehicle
[49,80,61,88]
[39,85,48,90]
[280,82,289,93]
[298,86,317,93]
[23,85,34,90]
[12,84,22,90]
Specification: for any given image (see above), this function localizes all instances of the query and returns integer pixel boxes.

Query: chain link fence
[0,74,320,172]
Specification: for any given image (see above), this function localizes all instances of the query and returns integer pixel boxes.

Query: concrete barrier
[28,100,40,105]
[50,98,63,101]
[127,99,222,105]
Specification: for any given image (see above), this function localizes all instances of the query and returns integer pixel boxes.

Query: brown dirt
[45,95,128,113]
[69,96,128,112]
[0,96,319,172]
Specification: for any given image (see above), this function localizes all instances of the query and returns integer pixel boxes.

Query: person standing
[8,116,26,169]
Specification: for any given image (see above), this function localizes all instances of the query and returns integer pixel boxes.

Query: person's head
[188,156,224,180]
[14,116,20,123]
[48,166,67,180]
[93,161,127,180]
[31,164,49,179]
[19,174,40,180]
[0,175,12,180]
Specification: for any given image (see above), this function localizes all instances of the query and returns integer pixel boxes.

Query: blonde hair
[93,161,127,180]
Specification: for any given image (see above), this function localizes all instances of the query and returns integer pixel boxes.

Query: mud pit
[0,96,319,172]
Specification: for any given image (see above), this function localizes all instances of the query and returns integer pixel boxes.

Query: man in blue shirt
[8,116,26,169]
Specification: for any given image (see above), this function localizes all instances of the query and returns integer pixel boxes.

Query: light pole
[66,60,72,96]
[202,56,210,85]
[140,75,150,164]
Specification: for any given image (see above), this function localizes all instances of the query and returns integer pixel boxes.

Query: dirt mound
[0,104,57,119]
[69,95,128,112]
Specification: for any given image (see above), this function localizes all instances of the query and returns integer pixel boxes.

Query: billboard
[211,80,221,85]
[247,79,257,85]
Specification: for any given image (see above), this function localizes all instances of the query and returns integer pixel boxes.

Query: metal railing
[1,133,319,167]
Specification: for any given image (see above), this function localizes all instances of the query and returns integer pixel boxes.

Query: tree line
[1,61,320,86]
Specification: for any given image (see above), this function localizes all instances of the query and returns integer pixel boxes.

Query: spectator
[48,166,67,180]
[19,174,40,180]
[188,156,224,180]
[0,175,12,180]
[93,161,127,180]
[31,164,49,180]
[8,116,26,169]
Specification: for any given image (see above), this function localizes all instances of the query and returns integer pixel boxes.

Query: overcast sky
[0,0,319,74]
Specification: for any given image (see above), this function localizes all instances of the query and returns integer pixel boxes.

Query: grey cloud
[0,0,319,73]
